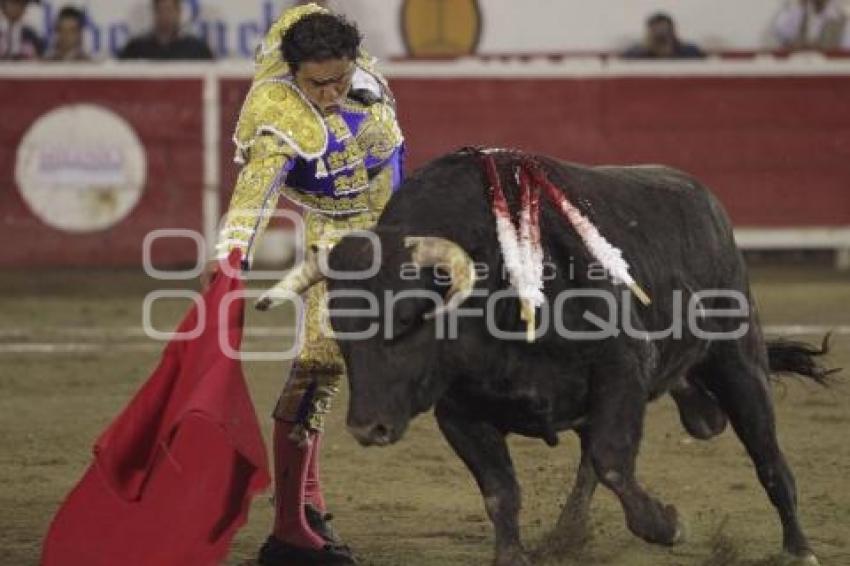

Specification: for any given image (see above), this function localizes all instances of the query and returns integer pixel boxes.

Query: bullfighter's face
[294,57,355,116]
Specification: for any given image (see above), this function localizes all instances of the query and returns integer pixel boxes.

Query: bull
[258,149,834,565]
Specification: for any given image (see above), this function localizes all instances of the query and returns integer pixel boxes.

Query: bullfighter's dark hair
[281,12,361,72]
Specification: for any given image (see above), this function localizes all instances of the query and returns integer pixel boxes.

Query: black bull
[266,150,835,565]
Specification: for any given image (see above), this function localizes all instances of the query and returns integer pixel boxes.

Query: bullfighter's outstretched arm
[215,135,295,263]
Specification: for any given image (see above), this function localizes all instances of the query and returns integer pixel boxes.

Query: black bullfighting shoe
[257,535,357,565]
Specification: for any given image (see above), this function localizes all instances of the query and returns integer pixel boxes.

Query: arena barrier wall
[0,69,208,268]
[2,58,849,268]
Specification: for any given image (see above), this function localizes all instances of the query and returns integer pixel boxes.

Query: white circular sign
[15,104,147,233]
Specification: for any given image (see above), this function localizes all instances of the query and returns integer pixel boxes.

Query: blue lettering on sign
[39,3,53,41]
[88,21,101,53]
[263,2,277,40]
[198,20,229,57]
[109,24,130,55]
[183,0,201,23]
[35,0,282,59]
[239,22,261,59]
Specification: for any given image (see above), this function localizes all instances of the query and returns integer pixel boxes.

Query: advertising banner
[0,78,205,267]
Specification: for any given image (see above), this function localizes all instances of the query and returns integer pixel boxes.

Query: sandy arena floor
[0,263,848,565]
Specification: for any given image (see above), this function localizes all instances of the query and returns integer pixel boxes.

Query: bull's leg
[587,358,685,546]
[702,342,818,564]
[551,429,597,544]
[435,399,530,566]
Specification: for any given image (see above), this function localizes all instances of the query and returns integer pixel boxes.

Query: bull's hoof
[670,516,688,546]
[553,517,593,547]
[781,552,820,566]
[533,520,592,561]
[659,505,687,546]
[627,503,683,546]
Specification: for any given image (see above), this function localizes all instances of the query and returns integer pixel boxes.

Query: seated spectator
[0,0,44,60]
[622,12,705,59]
[119,0,213,60]
[45,6,89,61]
[773,0,850,51]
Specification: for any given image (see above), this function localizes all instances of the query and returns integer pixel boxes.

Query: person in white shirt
[0,0,44,60]
[773,0,850,50]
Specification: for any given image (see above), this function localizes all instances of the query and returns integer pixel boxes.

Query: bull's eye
[392,312,415,339]
[398,312,414,328]
[388,301,420,342]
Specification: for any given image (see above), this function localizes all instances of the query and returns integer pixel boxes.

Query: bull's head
[257,229,477,446]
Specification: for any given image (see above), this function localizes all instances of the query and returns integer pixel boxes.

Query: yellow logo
[402,0,482,57]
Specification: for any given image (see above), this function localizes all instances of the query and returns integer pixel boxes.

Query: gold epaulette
[233,80,328,162]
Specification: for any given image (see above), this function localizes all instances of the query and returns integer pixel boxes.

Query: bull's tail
[767,333,840,385]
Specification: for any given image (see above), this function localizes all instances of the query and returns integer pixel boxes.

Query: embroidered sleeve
[215,135,296,262]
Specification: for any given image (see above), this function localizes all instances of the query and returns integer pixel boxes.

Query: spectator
[773,0,850,51]
[45,6,89,61]
[0,0,44,60]
[119,0,213,60]
[622,12,705,59]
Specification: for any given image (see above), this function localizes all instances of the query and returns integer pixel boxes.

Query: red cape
[42,251,270,566]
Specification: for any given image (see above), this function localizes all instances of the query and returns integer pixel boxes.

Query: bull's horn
[404,236,477,319]
[255,244,328,311]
